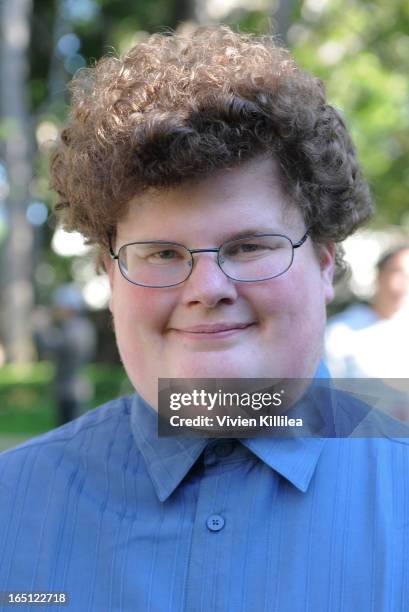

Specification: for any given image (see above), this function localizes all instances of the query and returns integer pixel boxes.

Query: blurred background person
[372,246,409,320]
[35,284,97,425]
[325,244,409,377]
[326,245,409,421]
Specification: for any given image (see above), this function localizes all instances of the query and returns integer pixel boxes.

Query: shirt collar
[130,361,331,501]
[130,394,208,502]
[242,361,331,491]
[241,437,327,492]
[130,404,326,502]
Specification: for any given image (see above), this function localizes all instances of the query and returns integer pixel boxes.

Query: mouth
[170,322,256,339]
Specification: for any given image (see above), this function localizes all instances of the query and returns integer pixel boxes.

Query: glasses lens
[220,235,293,281]
[118,242,191,287]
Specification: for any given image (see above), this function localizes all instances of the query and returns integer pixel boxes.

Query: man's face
[377,249,409,309]
[106,157,335,408]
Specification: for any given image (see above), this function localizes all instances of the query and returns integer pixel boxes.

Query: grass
[0,362,133,436]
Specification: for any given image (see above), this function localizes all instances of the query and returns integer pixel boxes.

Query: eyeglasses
[108,230,309,288]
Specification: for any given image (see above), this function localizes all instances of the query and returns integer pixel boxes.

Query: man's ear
[319,242,336,305]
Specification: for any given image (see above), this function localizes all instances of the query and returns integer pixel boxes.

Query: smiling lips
[172,322,255,337]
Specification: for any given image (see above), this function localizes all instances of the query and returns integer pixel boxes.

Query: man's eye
[147,249,183,261]
[228,242,270,256]
[151,249,178,259]
[239,243,267,253]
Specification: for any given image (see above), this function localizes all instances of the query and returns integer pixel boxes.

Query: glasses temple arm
[293,230,310,249]
[107,232,118,259]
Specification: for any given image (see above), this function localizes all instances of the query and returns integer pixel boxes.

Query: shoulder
[0,396,149,592]
[0,395,134,495]
[332,384,409,447]
[326,303,377,333]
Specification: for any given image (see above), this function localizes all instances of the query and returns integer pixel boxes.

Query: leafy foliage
[0,362,132,434]
[3,0,408,355]
[288,0,409,227]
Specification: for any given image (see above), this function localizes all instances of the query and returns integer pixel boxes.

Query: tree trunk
[0,0,35,363]
[275,0,296,44]
[47,0,70,104]
[173,0,196,25]
[172,0,212,27]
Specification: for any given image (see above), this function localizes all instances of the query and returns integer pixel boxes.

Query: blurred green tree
[1,0,409,362]
[288,0,409,227]
[0,0,35,363]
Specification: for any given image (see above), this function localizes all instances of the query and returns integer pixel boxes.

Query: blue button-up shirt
[1,391,409,611]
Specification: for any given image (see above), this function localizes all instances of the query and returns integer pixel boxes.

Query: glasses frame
[108,230,310,288]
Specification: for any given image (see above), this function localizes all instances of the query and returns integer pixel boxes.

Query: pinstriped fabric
[1,394,409,611]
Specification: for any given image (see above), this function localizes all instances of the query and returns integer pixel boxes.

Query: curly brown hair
[50,25,373,275]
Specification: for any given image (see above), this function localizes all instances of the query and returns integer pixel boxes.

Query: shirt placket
[183,440,244,612]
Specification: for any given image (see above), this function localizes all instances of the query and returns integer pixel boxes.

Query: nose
[180,252,238,308]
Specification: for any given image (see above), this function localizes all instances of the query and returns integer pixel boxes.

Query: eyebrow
[226,228,281,240]
[116,228,288,247]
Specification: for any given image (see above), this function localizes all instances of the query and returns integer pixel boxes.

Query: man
[0,26,407,611]
[35,284,96,424]
[326,245,409,377]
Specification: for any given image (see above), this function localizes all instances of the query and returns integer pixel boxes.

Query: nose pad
[181,252,237,306]
[188,252,225,280]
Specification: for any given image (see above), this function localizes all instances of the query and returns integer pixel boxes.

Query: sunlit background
[1,0,409,447]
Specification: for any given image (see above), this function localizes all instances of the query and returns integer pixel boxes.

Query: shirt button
[206,514,225,532]
[204,452,217,467]
[215,442,234,458]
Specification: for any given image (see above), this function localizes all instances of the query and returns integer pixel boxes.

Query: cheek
[248,269,326,332]
[244,277,301,319]
[112,282,175,336]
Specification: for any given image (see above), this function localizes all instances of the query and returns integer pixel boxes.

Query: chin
[170,355,262,380]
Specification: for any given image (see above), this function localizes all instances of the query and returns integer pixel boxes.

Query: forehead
[381,250,409,274]
[117,156,304,242]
